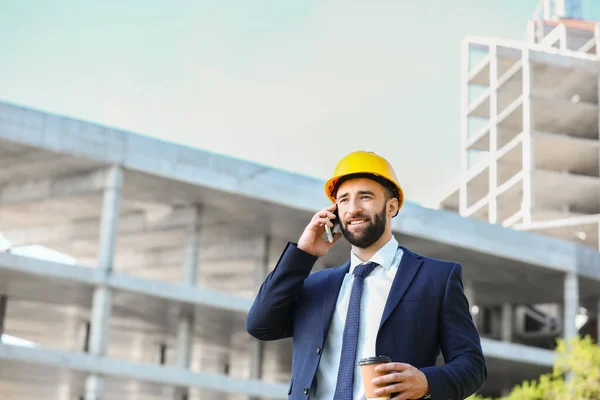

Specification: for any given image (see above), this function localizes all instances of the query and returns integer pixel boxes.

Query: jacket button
[316,347,322,355]
[303,387,309,395]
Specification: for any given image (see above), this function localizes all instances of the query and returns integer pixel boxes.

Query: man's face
[335,178,390,248]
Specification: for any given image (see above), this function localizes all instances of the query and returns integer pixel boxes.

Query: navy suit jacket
[246,242,486,400]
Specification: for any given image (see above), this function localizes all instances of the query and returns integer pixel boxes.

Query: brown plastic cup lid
[358,356,391,366]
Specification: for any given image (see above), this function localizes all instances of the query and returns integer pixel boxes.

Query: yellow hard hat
[324,151,404,212]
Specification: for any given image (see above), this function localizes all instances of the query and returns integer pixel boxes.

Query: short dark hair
[332,173,399,201]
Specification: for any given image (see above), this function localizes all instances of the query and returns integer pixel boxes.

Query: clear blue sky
[1,1,595,207]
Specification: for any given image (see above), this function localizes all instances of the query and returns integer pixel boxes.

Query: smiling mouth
[349,219,368,226]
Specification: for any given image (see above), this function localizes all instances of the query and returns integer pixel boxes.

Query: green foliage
[466,335,600,400]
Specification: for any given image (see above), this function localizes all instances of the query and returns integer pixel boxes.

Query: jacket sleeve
[245,242,318,341]
[420,262,487,399]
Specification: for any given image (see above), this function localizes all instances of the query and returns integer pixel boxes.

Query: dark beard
[341,205,387,248]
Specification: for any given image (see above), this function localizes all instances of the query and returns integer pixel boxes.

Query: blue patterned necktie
[333,261,379,400]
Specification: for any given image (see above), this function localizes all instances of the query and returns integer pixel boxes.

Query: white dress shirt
[312,236,403,399]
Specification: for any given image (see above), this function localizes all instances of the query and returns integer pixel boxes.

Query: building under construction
[0,2,599,399]
[440,0,600,252]
[434,0,600,392]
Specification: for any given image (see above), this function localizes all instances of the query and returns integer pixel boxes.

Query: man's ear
[387,197,399,217]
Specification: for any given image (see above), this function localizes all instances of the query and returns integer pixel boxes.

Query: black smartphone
[324,206,341,243]
[332,207,340,228]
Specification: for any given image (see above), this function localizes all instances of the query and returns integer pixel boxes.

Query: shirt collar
[350,235,399,274]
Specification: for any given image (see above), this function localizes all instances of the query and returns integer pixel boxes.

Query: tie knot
[353,261,379,278]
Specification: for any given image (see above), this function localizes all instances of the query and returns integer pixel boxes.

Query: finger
[372,372,407,386]
[312,213,333,226]
[316,211,337,221]
[374,382,408,397]
[375,362,411,373]
[314,217,334,228]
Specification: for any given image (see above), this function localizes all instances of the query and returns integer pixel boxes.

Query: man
[246,151,486,400]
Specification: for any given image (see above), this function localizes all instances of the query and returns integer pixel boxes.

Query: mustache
[343,214,371,223]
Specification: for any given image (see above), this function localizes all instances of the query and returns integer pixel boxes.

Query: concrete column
[0,295,7,342]
[85,165,123,400]
[521,48,535,225]
[501,303,513,342]
[57,383,72,400]
[174,206,201,400]
[249,236,270,399]
[488,44,498,225]
[253,235,271,297]
[459,39,470,216]
[84,376,104,400]
[97,166,123,274]
[175,316,194,368]
[129,334,145,400]
[563,272,579,342]
[464,280,479,328]
[181,206,201,286]
[250,336,265,382]
[564,272,579,384]
[217,351,231,400]
[489,307,501,338]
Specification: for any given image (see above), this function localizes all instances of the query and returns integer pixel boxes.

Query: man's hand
[297,204,341,257]
[372,362,429,400]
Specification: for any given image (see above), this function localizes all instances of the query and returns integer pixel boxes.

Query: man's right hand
[297,204,342,257]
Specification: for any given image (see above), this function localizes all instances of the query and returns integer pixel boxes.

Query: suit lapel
[378,246,423,330]
[322,261,350,341]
